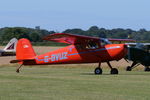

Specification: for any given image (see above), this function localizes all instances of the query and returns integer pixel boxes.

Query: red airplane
[10,33,134,74]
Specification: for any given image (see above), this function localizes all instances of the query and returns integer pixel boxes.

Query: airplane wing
[43,33,100,44]
[43,33,135,45]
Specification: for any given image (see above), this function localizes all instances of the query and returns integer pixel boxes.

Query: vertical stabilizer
[3,38,18,52]
[16,38,36,60]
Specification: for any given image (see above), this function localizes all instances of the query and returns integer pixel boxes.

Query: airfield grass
[0,65,149,100]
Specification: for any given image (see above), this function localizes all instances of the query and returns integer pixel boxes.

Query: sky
[0,0,150,32]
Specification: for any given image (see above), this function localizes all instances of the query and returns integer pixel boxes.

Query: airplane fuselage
[23,44,127,65]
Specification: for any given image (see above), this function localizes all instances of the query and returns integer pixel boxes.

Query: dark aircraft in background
[125,43,150,71]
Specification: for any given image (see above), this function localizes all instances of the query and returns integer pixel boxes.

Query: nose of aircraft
[117,44,128,60]
[105,44,128,60]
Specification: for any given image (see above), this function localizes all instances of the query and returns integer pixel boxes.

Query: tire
[94,67,102,75]
[144,67,150,72]
[126,66,132,71]
[110,68,118,74]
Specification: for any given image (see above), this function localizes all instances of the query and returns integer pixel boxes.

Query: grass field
[0,65,149,100]
[0,46,149,100]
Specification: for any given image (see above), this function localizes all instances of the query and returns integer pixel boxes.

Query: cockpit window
[75,40,100,50]
[100,38,112,46]
[86,40,99,49]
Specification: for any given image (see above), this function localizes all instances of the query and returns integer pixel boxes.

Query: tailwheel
[110,68,118,74]
[144,67,150,72]
[94,67,102,75]
[16,64,23,73]
[126,66,132,71]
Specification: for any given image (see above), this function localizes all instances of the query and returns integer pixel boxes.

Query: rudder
[16,38,36,60]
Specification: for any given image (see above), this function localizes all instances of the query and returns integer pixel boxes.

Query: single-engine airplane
[10,33,134,74]
[0,38,17,56]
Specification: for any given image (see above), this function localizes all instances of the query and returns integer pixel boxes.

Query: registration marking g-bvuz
[43,52,68,62]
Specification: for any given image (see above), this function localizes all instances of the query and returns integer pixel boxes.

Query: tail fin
[3,38,18,52]
[16,38,36,60]
[10,38,36,73]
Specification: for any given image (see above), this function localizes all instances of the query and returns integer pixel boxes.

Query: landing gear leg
[94,62,102,75]
[126,61,139,71]
[107,62,118,74]
[16,64,23,73]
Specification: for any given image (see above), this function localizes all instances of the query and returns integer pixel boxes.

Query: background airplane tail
[3,38,18,52]
[16,38,36,60]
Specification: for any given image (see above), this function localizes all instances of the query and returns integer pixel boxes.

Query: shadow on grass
[80,72,150,76]
[80,72,114,75]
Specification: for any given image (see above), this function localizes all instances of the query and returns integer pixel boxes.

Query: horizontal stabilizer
[10,60,22,63]
[10,59,36,65]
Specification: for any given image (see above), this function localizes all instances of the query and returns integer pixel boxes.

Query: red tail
[10,38,36,72]
[16,38,36,60]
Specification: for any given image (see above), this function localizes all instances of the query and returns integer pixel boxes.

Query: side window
[86,41,99,49]
[101,39,106,46]
[75,41,100,50]
[100,38,111,46]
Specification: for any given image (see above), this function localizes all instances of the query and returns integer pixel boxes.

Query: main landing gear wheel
[144,67,150,72]
[107,62,118,75]
[94,67,102,75]
[110,68,118,74]
[126,66,132,71]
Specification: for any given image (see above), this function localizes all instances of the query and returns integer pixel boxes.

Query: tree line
[0,26,150,45]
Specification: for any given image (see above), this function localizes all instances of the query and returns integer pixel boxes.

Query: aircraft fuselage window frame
[100,38,111,46]
[86,40,99,49]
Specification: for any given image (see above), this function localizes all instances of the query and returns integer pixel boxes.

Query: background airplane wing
[43,33,100,44]
[108,39,135,42]
[125,43,150,46]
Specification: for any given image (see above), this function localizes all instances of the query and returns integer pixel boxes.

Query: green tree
[29,32,40,42]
